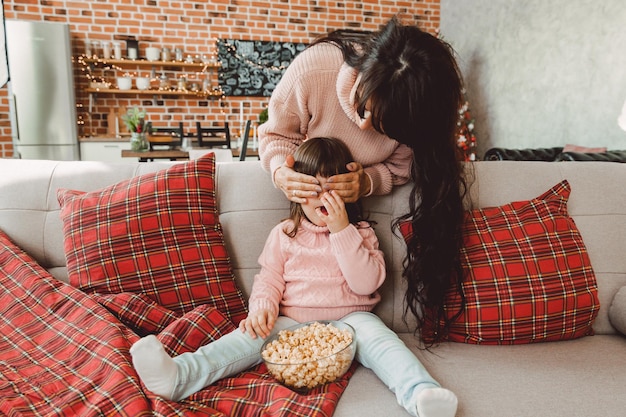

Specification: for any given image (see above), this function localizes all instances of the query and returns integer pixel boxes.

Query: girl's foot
[130,335,178,400]
[416,387,458,417]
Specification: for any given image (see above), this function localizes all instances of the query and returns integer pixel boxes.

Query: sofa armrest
[483,147,563,161]
[555,150,626,162]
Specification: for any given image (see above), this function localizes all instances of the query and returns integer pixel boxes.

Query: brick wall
[1,0,440,158]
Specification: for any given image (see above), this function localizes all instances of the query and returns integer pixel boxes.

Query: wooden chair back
[149,122,184,150]
[196,122,231,149]
[238,120,252,161]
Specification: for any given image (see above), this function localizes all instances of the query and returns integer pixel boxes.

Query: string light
[216,39,300,76]
[77,54,224,98]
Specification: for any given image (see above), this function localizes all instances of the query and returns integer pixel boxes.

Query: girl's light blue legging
[170,312,439,416]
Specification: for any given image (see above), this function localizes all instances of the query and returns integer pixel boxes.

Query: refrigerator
[6,19,79,160]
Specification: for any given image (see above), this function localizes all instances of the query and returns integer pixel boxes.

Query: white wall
[440,0,626,157]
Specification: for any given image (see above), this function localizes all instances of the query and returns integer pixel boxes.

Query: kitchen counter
[79,135,130,143]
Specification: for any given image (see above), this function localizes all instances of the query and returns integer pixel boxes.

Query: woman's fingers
[280,171,322,202]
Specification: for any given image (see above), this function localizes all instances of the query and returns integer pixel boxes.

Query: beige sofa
[1,158,625,417]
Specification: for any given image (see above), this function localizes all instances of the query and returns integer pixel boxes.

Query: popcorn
[261,321,355,390]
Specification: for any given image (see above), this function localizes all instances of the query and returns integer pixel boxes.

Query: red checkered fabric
[157,304,236,356]
[0,229,149,416]
[95,292,181,336]
[0,229,354,416]
[57,154,247,325]
[94,292,236,354]
[194,362,357,416]
[401,180,599,344]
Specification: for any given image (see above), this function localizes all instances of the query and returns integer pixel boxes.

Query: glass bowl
[260,320,356,391]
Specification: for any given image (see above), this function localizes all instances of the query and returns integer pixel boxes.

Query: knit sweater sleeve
[330,222,385,295]
[362,143,413,196]
[257,46,315,181]
[247,225,286,317]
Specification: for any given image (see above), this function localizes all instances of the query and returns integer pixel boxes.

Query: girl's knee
[341,312,394,336]
[341,311,378,324]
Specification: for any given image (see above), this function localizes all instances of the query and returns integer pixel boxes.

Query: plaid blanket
[0,232,354,417]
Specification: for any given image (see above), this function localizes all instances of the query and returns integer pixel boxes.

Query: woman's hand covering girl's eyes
[324,162,371,202]
[274,155,323,203]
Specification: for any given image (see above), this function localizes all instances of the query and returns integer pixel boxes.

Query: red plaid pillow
[157,305,236,356]
[401,180,599,344]
[57,154,247,325]
[93,292,235,353]
[94,292,180,336]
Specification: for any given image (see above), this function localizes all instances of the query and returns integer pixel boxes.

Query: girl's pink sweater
[247,219,385,323]
[258,42,413,196]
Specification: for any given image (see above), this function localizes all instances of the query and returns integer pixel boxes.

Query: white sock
[130,335,178,400]
[416,387,458,417]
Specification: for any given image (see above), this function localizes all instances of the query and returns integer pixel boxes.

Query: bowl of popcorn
[260,320,356,391]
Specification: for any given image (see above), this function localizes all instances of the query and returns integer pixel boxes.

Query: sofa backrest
[218,161,626,335]
[0,159,172,282]
[1,159,624,335]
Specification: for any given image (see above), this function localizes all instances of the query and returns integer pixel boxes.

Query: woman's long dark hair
[285,137,364,237]
[313,17,468,346]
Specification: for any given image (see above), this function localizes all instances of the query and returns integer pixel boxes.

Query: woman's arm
[362,142,413,195]
[257,79,323,203]
[258,44,313,183]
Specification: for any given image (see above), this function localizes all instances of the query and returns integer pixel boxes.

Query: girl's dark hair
[285,137,363,237]
[313,17,468,346]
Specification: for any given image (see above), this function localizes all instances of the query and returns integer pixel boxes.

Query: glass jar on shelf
[159,72,169,90]
[112,41,122,60]
[175,48,183,62]
[177,76,187,91]
[161,47,171,62]
[101,41,111,59]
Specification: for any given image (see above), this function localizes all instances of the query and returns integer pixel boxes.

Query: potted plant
[258,107,268,125]
[122,106,149,151]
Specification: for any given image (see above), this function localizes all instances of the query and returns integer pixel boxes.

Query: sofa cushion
[401,180,600,344]
[609,286,626,336]
[57,154,247,324]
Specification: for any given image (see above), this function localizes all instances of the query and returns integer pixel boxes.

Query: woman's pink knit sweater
[258,42,413,196]
[247,219,386,323]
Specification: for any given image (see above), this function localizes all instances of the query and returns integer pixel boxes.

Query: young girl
[131,137,458,417]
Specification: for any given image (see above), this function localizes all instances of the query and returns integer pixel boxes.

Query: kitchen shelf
[85,88,223,98]
[81,55,224,101]
[81,57,221,71]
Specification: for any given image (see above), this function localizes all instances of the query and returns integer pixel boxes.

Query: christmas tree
[456,91,477,161]
[436,30,478,161]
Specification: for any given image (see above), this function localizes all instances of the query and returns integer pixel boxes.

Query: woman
[258,17,467,345]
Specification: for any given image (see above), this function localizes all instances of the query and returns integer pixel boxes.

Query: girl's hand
[239,309,276,339]
[275,155,323,203]
[324,162,371,203]
[317,190,350,233]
